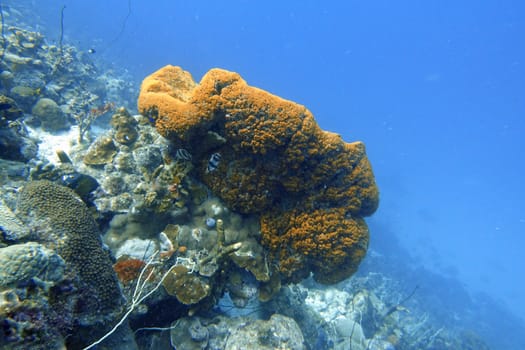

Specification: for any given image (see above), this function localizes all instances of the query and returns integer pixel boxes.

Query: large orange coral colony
[138,65,379,284]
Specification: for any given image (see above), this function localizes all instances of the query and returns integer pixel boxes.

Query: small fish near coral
[206,152,221,173]
[174,148,192,161]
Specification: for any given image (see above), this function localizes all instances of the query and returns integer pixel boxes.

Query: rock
[83,135,118,165]
[0,198,30,242]
[0,95,23,126]
[0,159,29,180]
[115,237,157,259]
[31,97,70,131]
[10,85,41,112]
[0,71,15,90]
[170,314,305,350]
[226,314,305,349]
[335,317,367,349]
[170,317,208,350]
[0,242,65,289]
[0,124,38,161]
[162,265,211,305]
[132,145,163,174]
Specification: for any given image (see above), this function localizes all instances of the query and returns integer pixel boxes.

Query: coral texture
[261,208,369,284]
[0,242,65,288]
[138,65,379,284]
[31,97,70,131]
[15,180,124,348]
[113,257,148,285]
[170,314,305,350]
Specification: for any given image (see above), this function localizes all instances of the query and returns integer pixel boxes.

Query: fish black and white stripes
[206,153,222,173]
[174,148,192,161]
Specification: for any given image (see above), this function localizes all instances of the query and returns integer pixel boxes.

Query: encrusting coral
[138,65,379,286]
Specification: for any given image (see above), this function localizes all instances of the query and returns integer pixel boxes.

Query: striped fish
[206,153,222,173]
[174,148,192,161]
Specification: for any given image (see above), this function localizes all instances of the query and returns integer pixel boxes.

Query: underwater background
[1,0,524,349]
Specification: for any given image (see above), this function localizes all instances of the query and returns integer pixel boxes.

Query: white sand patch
[28,126,80,165]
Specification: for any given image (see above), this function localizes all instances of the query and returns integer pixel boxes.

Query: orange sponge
[138,65,379,284]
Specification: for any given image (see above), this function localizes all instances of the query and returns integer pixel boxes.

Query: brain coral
[138,65,379,284]
[16,180,123,344]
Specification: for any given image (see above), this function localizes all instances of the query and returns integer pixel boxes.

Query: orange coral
[138,65,379,284]
[113,258,148,285]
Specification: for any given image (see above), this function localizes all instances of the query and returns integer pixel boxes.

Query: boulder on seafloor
[0,95,38,161]
[8,85,42,111]
[83,135,118,165]
[0,127,38,162]
[162,265,211,305]
[0,95,23,126]
[0,242,65,288]
[0,71,15,91]
[31,97,70,131]
[0,197,31,242]
[170,314,305,350]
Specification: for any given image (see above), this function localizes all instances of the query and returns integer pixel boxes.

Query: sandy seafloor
[1,3,525,350]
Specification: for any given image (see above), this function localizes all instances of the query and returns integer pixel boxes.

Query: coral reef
[14,180,126,348]
[0,25,137,142]
[138,65,379,285]
[32,104,273,318]
[0,242,65,288]
[0,197,30,242]
[0,95,37,162]
[0,9,501,349]
[16,181,122,313]
[0,95,23,125]
[31,97,69,131]
[297,274,493,350]
[170,314,305,350]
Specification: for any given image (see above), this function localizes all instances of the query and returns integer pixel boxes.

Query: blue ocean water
[4,0,525,348]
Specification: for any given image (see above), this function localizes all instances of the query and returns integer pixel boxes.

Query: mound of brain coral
[15,180,125,348]
[138,65,379,285]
